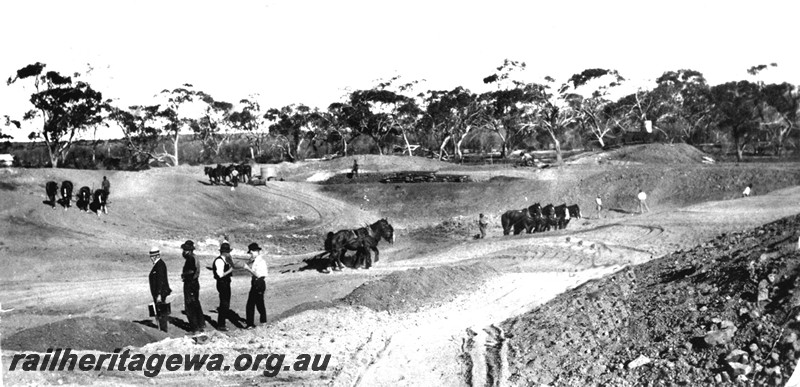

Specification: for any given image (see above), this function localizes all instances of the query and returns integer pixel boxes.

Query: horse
[554,204,569,229]
[527,203,544,232]
[77,186,92,212]
[91,189,108,215]
[45,181,58,209]
[567,204,582,220]
[324,218,394,271]
[204,166,220,185]
[501,208,533,235]
[58,180,74,210]
[235,164,252,184]
[541,204,558,231]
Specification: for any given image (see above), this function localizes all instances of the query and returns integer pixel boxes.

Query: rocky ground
[503,214,800,386]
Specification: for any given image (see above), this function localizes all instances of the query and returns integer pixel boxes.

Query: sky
[1,0,798,141]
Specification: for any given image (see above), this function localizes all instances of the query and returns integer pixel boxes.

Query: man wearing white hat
[148,246,171,332]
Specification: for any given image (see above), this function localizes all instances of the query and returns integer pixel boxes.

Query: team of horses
[204,163,252,186]
[322,218,395,273]
[45,180,108,215]
[501,203,581,235]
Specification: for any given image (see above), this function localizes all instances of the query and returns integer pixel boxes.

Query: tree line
[3,60,798,168]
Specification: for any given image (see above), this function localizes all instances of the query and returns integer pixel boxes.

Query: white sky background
[1,0,798,141]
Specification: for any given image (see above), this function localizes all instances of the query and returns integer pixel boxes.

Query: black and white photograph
[1,0,800,385]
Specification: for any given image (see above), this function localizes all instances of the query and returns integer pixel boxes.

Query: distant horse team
[204,163,252,186]
[44,180,109,216]
[501,203,581,235]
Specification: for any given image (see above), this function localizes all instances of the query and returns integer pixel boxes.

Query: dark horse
[77,186,92,212]
[58,180,74,210]
[91,189,108,215]
[501,208,532,235]
[45,181,58,209]
[324,218,394,271]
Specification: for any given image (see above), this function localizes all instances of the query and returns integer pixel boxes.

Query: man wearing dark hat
[213,242,235,331]
[243,242,268,329]
[180,240,205,333]
[148,246,171,332]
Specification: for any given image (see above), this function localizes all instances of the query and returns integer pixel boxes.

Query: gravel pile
[503,214,800,386]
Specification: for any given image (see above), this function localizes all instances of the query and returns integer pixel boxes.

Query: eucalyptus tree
[567,69,625,148]
[710,81,762,161]
[7,62,108,167]
[229,96,269,156]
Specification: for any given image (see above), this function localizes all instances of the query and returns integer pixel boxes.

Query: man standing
[637,189,650,214]
[478,213,488,239]
[148,246,171,333]
[595,195,603,219]
[242,242,268,329]
[213,243,235,331]
[352,159,359,178]
[180,240,205,334]
[101,176,110,201]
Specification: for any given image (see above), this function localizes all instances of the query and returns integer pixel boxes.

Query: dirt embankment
[502,214,800,386]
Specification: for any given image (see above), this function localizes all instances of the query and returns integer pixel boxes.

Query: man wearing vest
[243,242,268,329]
[148,246,171,333]
[180,240,205,334]
[213,243,235,331]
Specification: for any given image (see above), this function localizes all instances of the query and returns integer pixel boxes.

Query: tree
[567,69,625,148]
[710,81,761,161]
[152,84,207,166]
[109,105,174,167]
[759,83,799,156]
[650,70,713,143]
[229,96,269,157]
[1,115,20,140]
[7,62,107,167]
[422,87,484,160]
[264,104,323,161]
[190,98,235,160]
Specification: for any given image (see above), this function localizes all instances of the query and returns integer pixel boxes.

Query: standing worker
[743,184,752,197]
[352,159,359,178]
[213,243,235,331]
[595,195,603,219]
[478,213,488,239]
[180,240,205,334]
[148,246,171,333]
[101,176,111,202]
[230,169,239,191]
[242,242,268,329]
[637,189,650,214]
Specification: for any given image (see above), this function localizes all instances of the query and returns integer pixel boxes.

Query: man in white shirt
[243,242,268,329]
[743,184,752,197]
[637,189,650,214]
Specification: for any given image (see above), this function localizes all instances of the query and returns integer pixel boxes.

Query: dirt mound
[3,316,168,352]
[342,263,500,313]
[569,143,710,165]
[502,214,800,386]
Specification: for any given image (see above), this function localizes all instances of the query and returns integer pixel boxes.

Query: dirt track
[3,148,800,386]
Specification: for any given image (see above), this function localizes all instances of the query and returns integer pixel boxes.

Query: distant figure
[180,240,205,334]
[637,189,650,214]
[45,181,58,209]
[101,176,110,198]
[352,159,359,178]
[595,195,603,219]
[148,246,171,333]
[230,169,239,191]
[478,213,488,239]
[743,184,752,197]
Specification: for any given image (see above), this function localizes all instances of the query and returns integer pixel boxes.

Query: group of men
[147,240,269,334]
